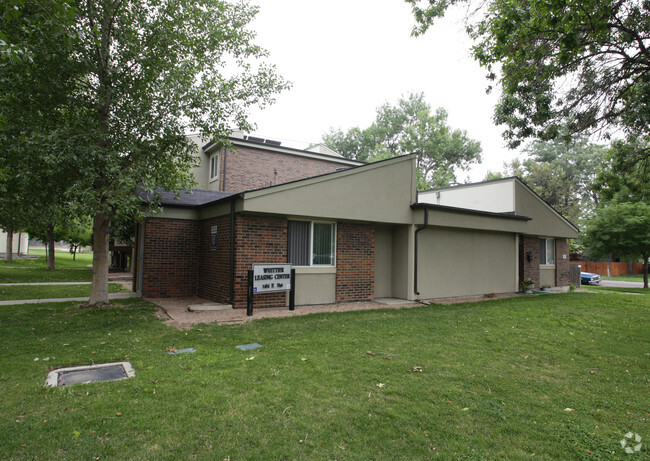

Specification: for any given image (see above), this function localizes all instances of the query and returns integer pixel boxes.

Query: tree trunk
[5,227,13,262]
[47,226,56,270]
[89,214,111,305]
[643,255,648,290]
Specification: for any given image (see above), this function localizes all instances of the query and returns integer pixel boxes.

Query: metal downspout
[413,207,428,296]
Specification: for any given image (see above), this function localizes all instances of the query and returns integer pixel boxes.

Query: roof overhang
[411,202,531,221]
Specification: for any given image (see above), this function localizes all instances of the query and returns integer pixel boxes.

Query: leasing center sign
[252,264,292,293]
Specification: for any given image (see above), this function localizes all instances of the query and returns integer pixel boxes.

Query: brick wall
[232,215,288,309]
[336,222,374,302]
[142,218,199,297]
[222,145,348,193]
[555,239,571,286]
[142,213,377,308]
[520,235,540,288]
[520,236,572,288]
[198,215,232,303]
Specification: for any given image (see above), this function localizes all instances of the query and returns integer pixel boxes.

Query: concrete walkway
[148,296,426,329]
[0,292,141,306]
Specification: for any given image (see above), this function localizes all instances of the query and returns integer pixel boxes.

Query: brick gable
[222,145,348,193]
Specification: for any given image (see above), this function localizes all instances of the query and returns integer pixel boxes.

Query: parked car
[581,272,601,285]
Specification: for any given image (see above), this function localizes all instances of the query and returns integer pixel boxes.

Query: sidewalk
[148,297,425,329]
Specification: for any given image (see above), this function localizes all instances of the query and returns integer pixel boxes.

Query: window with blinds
[288,220,335,266]
[539,238,555,265]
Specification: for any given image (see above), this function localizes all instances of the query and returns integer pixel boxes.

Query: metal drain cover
[46,362,135,387]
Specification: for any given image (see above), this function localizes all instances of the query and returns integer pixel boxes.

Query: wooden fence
[573,261,644,276]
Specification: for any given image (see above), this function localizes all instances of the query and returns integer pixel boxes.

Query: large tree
[583,201,650,288]
[1,0,288,304]
[323,93,482,189]
[504,136,607,223]
[406,0,650,152]
[594,136,650,203]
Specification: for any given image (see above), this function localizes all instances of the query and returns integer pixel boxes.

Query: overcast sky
[247,0,522,182]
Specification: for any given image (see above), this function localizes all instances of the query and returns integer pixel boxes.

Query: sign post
[246,264,296,316]
[246,269,254,317]
[289,269,296,311]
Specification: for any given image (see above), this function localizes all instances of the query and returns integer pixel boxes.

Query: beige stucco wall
[419,180,515,213]
[242,156,417,225]
[416,227,517,299]
[375,225,393,298]
[539,266,555,287]
[514,181,579,238]
[188,134,209,189]
[294,267,336,305]
[391,225,414,299]
[412,207,530,234]
[188,134,223,192]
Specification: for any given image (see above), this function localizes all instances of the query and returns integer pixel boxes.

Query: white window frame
[288,220,336,267]
[539,238,555,266]
[209,153,221,183]
[310,221,336,267]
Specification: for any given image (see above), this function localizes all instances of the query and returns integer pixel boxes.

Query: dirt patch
[74,302,120,310]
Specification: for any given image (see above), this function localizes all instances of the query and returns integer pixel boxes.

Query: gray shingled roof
[141,188,234,208]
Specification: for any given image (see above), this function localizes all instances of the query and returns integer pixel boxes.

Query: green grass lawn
[0,250,94,282]
[0,283,128,301]
[0,293,647,459]
[587,286,650,296]
[1,248,94,268]
[602,274,645,283]
[0,267,93,283]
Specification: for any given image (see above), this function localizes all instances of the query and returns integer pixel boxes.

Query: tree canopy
[582,201,650,288]
[594,136,650,203]
[490,136,605,224]
[406,0,650,153]
[323,93,482,189]
[0,0,288,303]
